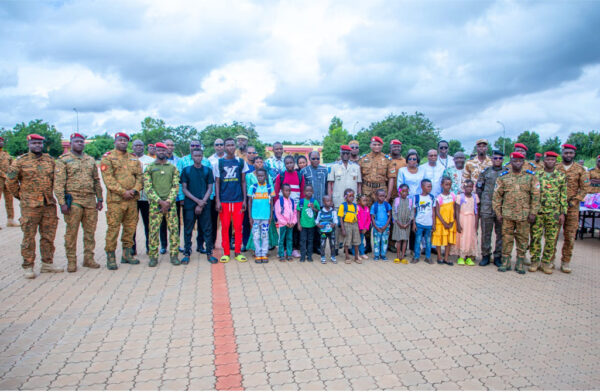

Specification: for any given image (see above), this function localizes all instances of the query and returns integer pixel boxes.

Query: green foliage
[541,136,562,154]
[566,131,600,158]
[493,137,513,155]
[355,112,440,158]
[470,144,493,157]
[200,121,265,157]
[0,119,64,157]
[447,139,464,155]
[516,130,541,159]
[131,117,202,157]
[321,117,352,163]
[84,133,115,159]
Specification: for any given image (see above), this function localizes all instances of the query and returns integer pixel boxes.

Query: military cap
[340,145,352,151]
[475,138,488,145]
[514,143,528,151]
[562,144,576,150]
[236,134,248,140]
[511,152,525,159]
[390,139,402,145]
[70,132,85,140]
[27,134,45,141]
[115,132,130,140]
[492,150,504,156]
[371,136,383,144]
[155,142,168,149]
[544,151,559,157]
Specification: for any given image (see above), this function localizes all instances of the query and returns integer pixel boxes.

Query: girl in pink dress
[454,180,479,265]
[356,194,371,260]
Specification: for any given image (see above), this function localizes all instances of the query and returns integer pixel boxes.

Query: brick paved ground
[0,200,598,390]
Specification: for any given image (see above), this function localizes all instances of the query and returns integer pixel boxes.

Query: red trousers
[220,202,243,255]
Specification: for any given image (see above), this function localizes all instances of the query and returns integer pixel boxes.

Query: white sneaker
[40,263,64,273]
[24,267,35,279]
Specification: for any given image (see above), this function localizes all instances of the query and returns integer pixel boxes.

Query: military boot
[170,254,180,265]
[149,257,158,267]
[523,258,531,266]
[23,267,35,279]
[41,262,64,273]
[515,257,526,275]
[83,258,100,269]
[67,259,77,273]
[497,256,511,272]
[541,263,553,274]
[479,255,490,266]
[561,262,572,274]
[121,248,140,264]
[493,255,502,267]
[106,251,118,270]
[528,261,540,273]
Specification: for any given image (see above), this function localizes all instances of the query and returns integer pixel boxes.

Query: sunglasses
[310,157,320,161]
[439,146,448,150]
[248,151,257,154]
[350,146,359,149]
[214,143,224,146]
[492,157,503,160]
[190,144,201,147]
[407,157,417,161]
[341,151,350,155]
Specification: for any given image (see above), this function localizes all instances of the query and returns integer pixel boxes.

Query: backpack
[338,201,357,227]
[393,197,413,213]
[273,196,295,223]
[436,192,457,206]
[372,201,391,216]
[298,197,315,210]
[414,194,435,212]
[459,193,478,215]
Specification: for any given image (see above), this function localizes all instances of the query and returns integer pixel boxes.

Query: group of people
[0,131,597,279]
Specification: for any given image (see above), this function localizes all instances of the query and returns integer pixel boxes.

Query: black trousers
[183,204,213,256]
[242,208,251,249]
[133,200,149,254]
[160,201,181,250]
[300,227,315,259]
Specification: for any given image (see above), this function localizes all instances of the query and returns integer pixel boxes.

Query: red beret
[370,136,383,144]
[340,145,352,151]
[514,143,528,151]
[27,134,45,141]
[562,144,576,150]
[510,152,525,159]
[544,151,559,157]
[115,132,130,141]
[70,133,85,140]
[155,142,168,149]
[534,153,542,157]
[390,139,402,145]
[148,144,155,147]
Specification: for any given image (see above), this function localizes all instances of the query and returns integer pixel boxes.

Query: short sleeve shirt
[415,194,436,227]
[215,157,249,203]
[370,201,391,228]
[249,182,275,220]
[338,203,358,223]
[180,165,214,209]
[328,162,362,207]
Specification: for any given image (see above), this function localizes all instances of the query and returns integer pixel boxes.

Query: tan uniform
[6,153,58,267]
[359,152,390,205]
[100,149,143,252]
[589,167,600,193]
[54,152,103,264]
[387,156,406,200]
[463,156,493,187]
[0,149,15,220]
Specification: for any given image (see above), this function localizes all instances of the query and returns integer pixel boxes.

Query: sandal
[220,255,230,263]
[235,254,247,263]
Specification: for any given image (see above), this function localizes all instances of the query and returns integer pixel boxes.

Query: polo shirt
[327,161,362,207]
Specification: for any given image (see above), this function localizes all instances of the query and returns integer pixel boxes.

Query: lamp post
[73,108,79,132]
[496,120,505,154]
[353,121,359,134]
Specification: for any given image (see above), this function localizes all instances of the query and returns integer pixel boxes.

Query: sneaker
[373,256,379,261]
[160,248,167,255]
[321,256,326,264]
[331,257,337,264]
[254,257,262,264]
[381,256,388,261]
[292,250,301,258]
[299,258,305,262]
[465,258,476,266]
[40,263,64,273]
[457,258,465,265]
[181,256,190,265]
[263,257,269,264]
[307,257,313,262]
[425,258,434,264]
[23,267,35,279]
[208,255,218,264]
[410,258,419,264]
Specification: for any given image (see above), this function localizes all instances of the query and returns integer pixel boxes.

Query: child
[432,177,458,265]
[316,195,338,264]
[412,179,436,264]
[274,155,305,258]
[355,194,371,260]
[275,183,297,261]
[370,189,392,261]
[392,184,412,264]
[454,179,479,266]
[297,184,320,262]
[339,189,361,264]
[248,168,275,264]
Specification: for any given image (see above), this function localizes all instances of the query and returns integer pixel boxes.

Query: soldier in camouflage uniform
[100,132,143,270]
[7,134,62,278]
[529,151,566,274]
[492,152,540,274]
[505,143,538,173]
[551,144,591,273]
[54,133,103,272]
[463,139,492,188]
[144,142,181,266]
[590,155,600,190]
[0,136,19,228]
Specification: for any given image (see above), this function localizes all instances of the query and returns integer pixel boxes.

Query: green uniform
[492,169,540,271]
[144,162,180,257]
[530,170,567,266]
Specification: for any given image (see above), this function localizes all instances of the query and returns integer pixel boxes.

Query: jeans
[252,219,270,257]
[278,226,293,257]
[414,224,432,259]
[183,204,212,256]
[299,226,315,259]
[373,227,390,258]
[320,231,337,258]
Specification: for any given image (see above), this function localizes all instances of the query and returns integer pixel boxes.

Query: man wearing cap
[505,143,537,172]
[463,139,492,187]
[0,136,19,228]
[387,140,406,201]
[534,152,542,166]
[476,150,505,267]
[552,144,590,273]
[328,145,362,208]
[236,134,249,163]
[349,140,361,164]
[529,151,566,274]
[589,155,600,190]
[54,133,103,272]
[7,134,62,278]
[100,132,143,270]
[444,152,466,195]
[492,152,540,274]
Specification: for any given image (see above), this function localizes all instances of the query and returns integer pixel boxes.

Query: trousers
[414,224,432,259]
[133,200,149,254]
[252,219,270,257]
[300,226,315,259]
[320,230,336,258]
[105,201,138,252]
[480,215,502,258]
[149,202,179,257]
[278,226,293,257]
[220,202,243,255]
[530,212,560,264]
[501,219,529,259]
[183,204,212,256]
[0,178,14,219]
[20,204,58,267]
[64,204,98,263]
[373,227,390,257]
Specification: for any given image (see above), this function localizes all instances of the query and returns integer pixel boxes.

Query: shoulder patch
[499,170,509,177]
[525,170,535,175]
[100,163,108,172]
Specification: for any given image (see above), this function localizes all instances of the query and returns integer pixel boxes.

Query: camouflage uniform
[54,152,103,268]
[504,160,538,173]
[492,169,540,272]
[144,162,180,258]
[100,150,143,253]
[0,149,15,222]
[6,152,58,268]
[530,169,567,268]
[359,152,390,205]
[463,155,493,188]
[476,166,504,261]
[387,156,406,200]
[553,162,590,268]
[590,167,600,193]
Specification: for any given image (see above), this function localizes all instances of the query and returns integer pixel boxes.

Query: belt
[363,181,385,188]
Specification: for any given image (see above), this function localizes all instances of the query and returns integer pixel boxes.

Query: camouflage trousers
[20,204,58,267]
[501,219,529,259]
[149,202,179,257]
[552,205,579,263]
[105,201,138,252]
[63,204,98,263]
[530,212,560,264]
[0,177,15,219]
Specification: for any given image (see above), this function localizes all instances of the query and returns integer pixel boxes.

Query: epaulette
[16,153,28,160]
[525,170,535,175]
[384,154,390,160]
[499,170,509,177]
[530,162,536,168]
[102,151,112,157]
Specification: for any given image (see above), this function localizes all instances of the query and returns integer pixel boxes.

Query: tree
[541,136,562,154]
[84,133,115,159]
[566,130,599,158]
[200,121,265,157]
[133,117,172,145]
[516,130,541,159]
[0,119,64,157]
[321,117,352,163]
[447,139,464,155]
[493,137,513,155]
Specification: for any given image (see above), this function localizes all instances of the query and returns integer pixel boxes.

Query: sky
[1,0,599,150]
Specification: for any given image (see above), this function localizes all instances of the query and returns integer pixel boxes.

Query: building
[265,145,323,159]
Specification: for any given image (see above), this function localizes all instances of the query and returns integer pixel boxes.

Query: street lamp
[496,120,505,154]
[73,108,79,132]
[353,121,359,134]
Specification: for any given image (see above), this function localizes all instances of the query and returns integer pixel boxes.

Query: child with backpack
[339,188,361,264]
[432,177,458,265]
[275,183,297,261]
[248,168,276,264]
[453,179,479,266]
[274,155,305,258]
[296,184,320,262]
[392,184,412,264]
[412,179,436,264]
[315,195,338,264]
[370,189,392,260]
[355,194,371,260]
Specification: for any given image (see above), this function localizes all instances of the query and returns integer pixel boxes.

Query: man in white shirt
[437,140,455,171]
[420,149,445,197]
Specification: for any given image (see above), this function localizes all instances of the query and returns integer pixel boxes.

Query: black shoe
[493,256,502,267]
[299,258,305,262]
[307,257,313,262]
[479,255,490,266]
[160,248,167,255]
[197,246,206,254]
[444,260,454,266]
[437,259,444,265]
[179,247,185,253]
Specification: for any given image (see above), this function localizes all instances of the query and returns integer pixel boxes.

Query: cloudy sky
[1,0,599,149]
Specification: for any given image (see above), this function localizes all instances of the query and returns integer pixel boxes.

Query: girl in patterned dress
[392,184,412,264]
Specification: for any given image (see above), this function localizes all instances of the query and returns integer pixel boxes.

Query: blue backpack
[273,197,295,223]
[372,201,391,216]
[338,201,357,227]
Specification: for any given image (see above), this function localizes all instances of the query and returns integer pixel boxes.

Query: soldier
[144,142,180,267]
[54,133,103,272]
[551,144,590,273]
[589,155,600,190]
[463,139,492,187]
[359,136,390,254]
[7,134,62,278]
[529,151,566,274]
[492,152,540,274]
[505,143,537,172]
[476,150,505,267]
[534,152,542,166]
[0,136,19,228]
[100,132,143,270]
